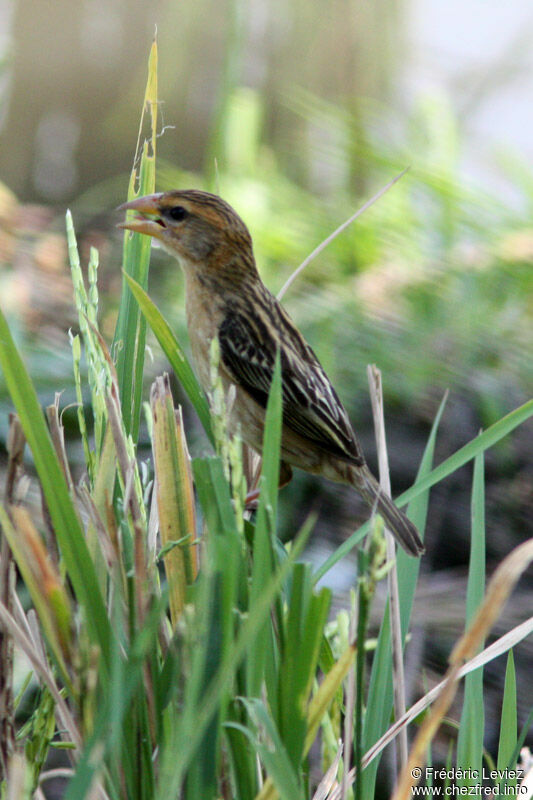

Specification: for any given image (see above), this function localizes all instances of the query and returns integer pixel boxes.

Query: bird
[118,190,424,557]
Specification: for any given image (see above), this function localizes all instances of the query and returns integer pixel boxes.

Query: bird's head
[118,189,257,282]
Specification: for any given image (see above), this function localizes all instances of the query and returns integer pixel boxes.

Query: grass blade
[457,451,486,783]
[247,353,282,698]
[497,650,517,792]
[233,698,305,800]
[123,273,213,443]
[151,375,197,625]
[256,640,357,800]
[184,454,242,799]
[392,538,533,800]
[113,40,158,441]
[395,398,533,510]
[317,396,533,582]
[155,516,313,800]
[278,565,330,768]
[361,617,533,774]
[0,506,73,691]
[0,305,111,670]
[277,169,409,300]
[361,392,447,800]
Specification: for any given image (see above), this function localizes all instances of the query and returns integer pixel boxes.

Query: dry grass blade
[277,169,409,300]
[0,600,80,749]
[106,381,158,743]
[105,382,148,620]
[4,413,26,503]
[391,538,533,800]
[38,768,75,789]
[6,752,31,800]
[84,418,117,574]
[26,610,47,672]
[330,616,533,799]
[151,374,197,626]
[77,487,121,574]
[174,405,197,579]
[46,395,74,493]
[361,615,533,772]
[11,588,33,643]
[306,643,357,761]
[367,364,408,770]
[0,504,74,686]
[96,331,158,743]
[45,397,73,566]
[1,414,26,778]
[313,745,343,800]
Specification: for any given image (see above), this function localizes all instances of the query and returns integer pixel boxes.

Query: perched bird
[118,190,424,556]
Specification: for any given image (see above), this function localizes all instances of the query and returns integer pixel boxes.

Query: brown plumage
[118,189,424,556]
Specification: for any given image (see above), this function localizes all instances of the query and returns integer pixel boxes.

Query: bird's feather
[218,294,364,466]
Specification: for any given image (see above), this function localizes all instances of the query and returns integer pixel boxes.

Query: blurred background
[0,0,532,780]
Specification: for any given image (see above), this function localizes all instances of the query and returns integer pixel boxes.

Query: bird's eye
[168,206,188,222]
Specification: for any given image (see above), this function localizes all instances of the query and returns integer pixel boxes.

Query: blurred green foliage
[1,84,531,459]
[155,88,532,425]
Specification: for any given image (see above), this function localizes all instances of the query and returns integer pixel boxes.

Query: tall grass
[0,43,532,800]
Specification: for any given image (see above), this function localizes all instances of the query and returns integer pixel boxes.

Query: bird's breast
[184,272,231,395]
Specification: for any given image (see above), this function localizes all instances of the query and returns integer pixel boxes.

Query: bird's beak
[117,193,166,239]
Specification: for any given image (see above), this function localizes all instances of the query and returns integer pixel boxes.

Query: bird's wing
[218,306,364,466]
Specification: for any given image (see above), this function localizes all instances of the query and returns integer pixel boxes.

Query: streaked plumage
[218,290,363,465]
[118,189,424,556]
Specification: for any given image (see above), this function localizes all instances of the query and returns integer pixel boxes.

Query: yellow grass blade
[151,374,197,626]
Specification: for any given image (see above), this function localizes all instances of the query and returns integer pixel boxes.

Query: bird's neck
[181,246,261,296]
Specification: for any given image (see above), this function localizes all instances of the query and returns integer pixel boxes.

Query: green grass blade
[497,651,517,792]
[155,518,313,800]
[361,392,447,800]
[113,41,157,441]
[278,565,330,768]
[224,722,258,800]
[186,455,242,798]
[185,575,225,799]
[506,704,533,780]
[66,215,107,467]
[123,273,213,443]
[231,699,306,800]
[457,451,486,784]
[0,305,111,670]
[247,353,282,698]
[316,396,533,582]
[313,523,370,583]
[256,638,358,800]
[64,598,165,800]
[193,456,241,537]
[395,398,533,509]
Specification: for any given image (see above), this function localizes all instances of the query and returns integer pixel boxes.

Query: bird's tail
[351,467,425,557]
